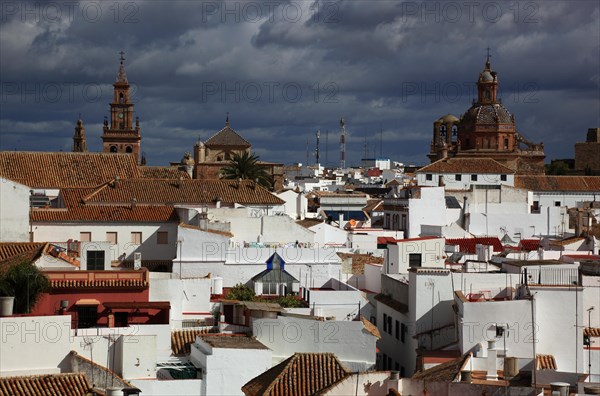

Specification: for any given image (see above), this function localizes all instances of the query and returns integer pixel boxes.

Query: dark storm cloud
[1,0,598,166]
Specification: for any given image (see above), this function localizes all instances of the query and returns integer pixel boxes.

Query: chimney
[461,196,468,229]
[486,340,498,380]
[131,197,137,209]
[438,175,445,187]
[338,213,344,229]
[386,371,400,394]
[198,207,208,231]
[178,176,184,188]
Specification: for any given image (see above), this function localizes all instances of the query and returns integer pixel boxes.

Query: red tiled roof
[378,236,440,245]
[0,151,140,188]
[139,166,191,179]
[59,179,284,206]
[0,243,47,275]
[0,373,91,396]
[171,328,218,355]
[417,158,515,175]
[412,354,469,382]
[360,316,381,339]
[446,237,503,253]
[518,239,541,251]
[514,176,600,192]
[31,205,179,223]
[242,353,349,396]
[204,125,251,147]
[0,242,46,260]
[46,269,149,289]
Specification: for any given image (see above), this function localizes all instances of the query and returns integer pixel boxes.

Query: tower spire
[116,51,128,83]
[225,112,230,127]
[485,47,492,70]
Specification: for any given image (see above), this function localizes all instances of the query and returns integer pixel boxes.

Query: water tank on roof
[212,277,223,295]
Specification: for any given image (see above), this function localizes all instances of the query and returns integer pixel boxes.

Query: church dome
[461,103,513,125]
[480,71,494,82]
[440,114,459,123]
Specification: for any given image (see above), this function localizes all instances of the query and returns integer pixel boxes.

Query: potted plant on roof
[0,273,15,316]
[0,261,50,315]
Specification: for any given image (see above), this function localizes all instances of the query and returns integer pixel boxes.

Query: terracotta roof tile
[536,354,557,370]
[360,316,381,339]
[0,373,91,396]
[242,353,350,396]
[0,243,47,275]
[46,269,149,289]
[0,151,140,188]
[514,176,600,192]
[518,239,541,251]
[139,166,191,179]
[204,125,251,147]
[171,328,218,355]
[59,179,284,206]
[417,158,515,175]
[296,218,324,229]
[31,205,179,223]
[446,237,503,253]
[412,354,469,382]
[70,350,133,389]
[0,242,46,260]
[363,199,383,212]
[584,328,600,337]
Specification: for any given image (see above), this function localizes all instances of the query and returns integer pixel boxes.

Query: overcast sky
[1,0,598,167]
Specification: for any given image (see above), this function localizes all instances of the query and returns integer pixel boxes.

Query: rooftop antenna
[380,125,383,157]
[325,130,329,166]
[363,136,368,159]
[315,130,320,165]
[339,118,346,169]
[306,137,309,166]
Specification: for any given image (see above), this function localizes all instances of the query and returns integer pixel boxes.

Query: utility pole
[315,130,320,165]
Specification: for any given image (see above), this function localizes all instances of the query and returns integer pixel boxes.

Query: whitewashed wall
[253,315,377,371]
[32,223,179,262]
[0,178,30,242]
[0,315,71,376]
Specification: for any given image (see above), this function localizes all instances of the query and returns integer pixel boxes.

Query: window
[531,201,540,214]
[387,356,392,370]
[125,146,133,153]
[87,250,105,271]
[395,362,400,371]
[425,174,432,181]
[500,174,507,181]
[382,353,388,370]
[157,231,169,245]
[77,306,98,329]
[80,232,91,242]
[471,174,478,181]
[409,253,422,268]
[555,201,561,207]
[115,312,128,327]
[455,174,462,181]
[400,366,405,377]
[387,316,392,335]
[504,138,509,150]
[131,232,142,244]
[106,232,117,244]
[383,314,388,332]
[110,146,118,153]
[395,320,400,340]
[401,323,406,343]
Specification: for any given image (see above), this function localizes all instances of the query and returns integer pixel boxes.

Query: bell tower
[101,52,141,163]
[72,114,88,152]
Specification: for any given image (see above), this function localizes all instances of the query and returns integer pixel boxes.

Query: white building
[0,177,30,242]
[382,236,446,274]
[253,314,379,371]
[190,334,272,396]
[416,158,515,189]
